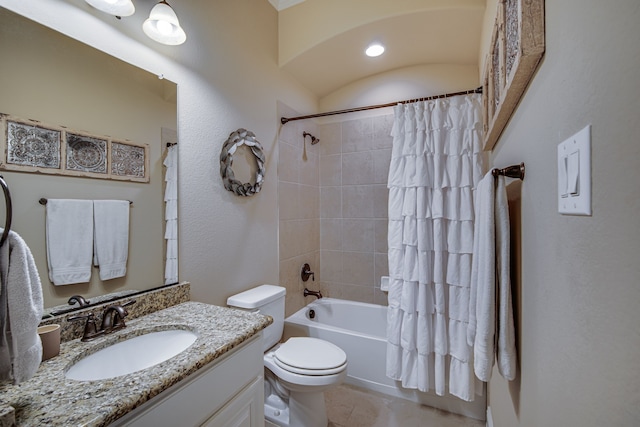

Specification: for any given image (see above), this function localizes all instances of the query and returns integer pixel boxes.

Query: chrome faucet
[303,288,322,299]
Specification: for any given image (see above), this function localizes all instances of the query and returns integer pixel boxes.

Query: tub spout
[304,288,322,299]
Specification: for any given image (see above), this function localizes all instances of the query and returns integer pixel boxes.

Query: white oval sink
[66,329,198,381]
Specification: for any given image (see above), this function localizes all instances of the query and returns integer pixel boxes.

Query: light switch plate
[557,125,591,215]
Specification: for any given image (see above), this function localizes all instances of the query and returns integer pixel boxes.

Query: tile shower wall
[278,106,394,312]
[278,103,320,316]
[318,112,394,305]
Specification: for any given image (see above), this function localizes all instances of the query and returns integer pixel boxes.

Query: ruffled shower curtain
[164,144,178,284]
[386,94,484,401]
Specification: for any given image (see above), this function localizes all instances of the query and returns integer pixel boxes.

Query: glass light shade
[143,1,187,46]
[365,43,385,57]
[85,0,135,17]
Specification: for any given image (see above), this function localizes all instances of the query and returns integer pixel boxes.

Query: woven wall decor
[220,128,265,197]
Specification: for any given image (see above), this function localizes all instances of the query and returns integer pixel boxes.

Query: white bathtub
[284,298,486,421]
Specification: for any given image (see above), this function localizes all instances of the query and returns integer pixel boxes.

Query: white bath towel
[93,200,130,281]
[0,230,43,384]
[495,177,517,380]
[467,173,517,382]
[467,173,495,360]
[45,199,94,285]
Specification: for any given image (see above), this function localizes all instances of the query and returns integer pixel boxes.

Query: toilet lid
[274,337,347,375]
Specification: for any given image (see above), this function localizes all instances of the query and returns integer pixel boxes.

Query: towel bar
[39,198,133,205]
[491,162,525,180]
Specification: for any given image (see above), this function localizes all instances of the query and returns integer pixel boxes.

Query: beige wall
[485,0,640,426]
[1,0,317,308]
[319,64,480,112]
[0,9,175,308]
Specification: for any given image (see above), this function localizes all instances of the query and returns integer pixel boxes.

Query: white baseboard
[486,406,494,427]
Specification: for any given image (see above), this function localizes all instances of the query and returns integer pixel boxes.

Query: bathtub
[283,298,486,421]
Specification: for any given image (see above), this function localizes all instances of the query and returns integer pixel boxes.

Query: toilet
[227,284,347,427]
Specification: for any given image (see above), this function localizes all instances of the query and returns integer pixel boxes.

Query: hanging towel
[467,172,496,382]
[45,199,94,285]
[0,231,10,378]
[93,200,130,281]
[495,176,517,380]
[467,173,517,382]
[0,230,43,384]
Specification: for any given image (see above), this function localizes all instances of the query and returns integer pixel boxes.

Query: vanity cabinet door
[201,376,264,427]
[111,334,263,427]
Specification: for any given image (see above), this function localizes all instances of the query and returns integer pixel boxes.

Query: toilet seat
[274,337,347,376]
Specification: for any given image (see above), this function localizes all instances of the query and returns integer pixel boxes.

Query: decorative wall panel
[66,133,107,174]
[0,114,149,182]
[111,141,146,179]
[483,0,545,150]
[6,121,61,168]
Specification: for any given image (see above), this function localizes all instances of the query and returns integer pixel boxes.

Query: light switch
[558,125,591,215]
[567,150,580,195]
[559,155,568,197]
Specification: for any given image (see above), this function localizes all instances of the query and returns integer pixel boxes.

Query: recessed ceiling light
[365,43,385,57]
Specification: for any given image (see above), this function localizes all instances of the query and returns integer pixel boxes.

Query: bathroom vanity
[0,302,272,426]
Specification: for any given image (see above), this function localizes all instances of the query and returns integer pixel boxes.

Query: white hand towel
[0,230,44,384]
[93,200,130,281]
[46,199,94,285]
[467,172,496,382]
[495,176,517,380]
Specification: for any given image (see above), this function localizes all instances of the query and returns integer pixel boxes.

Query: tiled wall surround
[278,106,394,310]
[318,113,393,305]
[278,103,320,317]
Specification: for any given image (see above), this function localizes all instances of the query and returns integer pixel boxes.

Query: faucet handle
[69,312,102,341]
[301,263,315,282]
[114,300,136,327]
[121,299,136,308]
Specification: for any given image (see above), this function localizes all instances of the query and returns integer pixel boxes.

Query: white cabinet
[111,334,264,427]
[201,377,262,427]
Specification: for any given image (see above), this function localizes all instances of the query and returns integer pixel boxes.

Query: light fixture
[365,43,385,57]
[143,1,187,46]
[84,0,135,17]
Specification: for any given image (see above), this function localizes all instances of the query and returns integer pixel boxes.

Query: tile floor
[325,384,485,427]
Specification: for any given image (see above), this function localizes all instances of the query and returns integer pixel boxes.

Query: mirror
[0,7,178,314]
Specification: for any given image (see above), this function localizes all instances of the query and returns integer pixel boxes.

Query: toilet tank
[227,284,286,351]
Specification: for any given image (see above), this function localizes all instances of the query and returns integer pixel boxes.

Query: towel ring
[0,176,12,247]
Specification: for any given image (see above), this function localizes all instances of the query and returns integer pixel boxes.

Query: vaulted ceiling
[269,0,486,99]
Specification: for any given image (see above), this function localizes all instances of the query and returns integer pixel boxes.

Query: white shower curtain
[386,94,484,401]
[164,144,178,284]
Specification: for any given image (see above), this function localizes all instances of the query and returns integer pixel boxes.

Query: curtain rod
[280,86,483,125]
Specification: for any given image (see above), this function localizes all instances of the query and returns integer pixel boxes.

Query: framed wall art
[483,0,545,150]
[0,114,149,183]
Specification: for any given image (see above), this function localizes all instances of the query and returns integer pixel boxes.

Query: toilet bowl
[227,285,348,427]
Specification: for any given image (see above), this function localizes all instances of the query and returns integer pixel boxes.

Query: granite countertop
[0,302,272,426]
